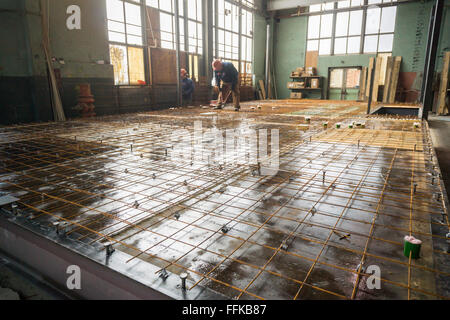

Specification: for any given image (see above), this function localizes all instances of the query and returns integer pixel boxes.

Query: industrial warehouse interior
[0,0,450,306]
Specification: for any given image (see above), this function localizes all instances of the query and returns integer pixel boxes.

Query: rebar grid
[0,103,448,300]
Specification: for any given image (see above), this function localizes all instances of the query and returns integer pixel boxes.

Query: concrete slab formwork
[0,99,449,300]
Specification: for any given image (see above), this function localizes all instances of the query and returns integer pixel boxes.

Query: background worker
[181,68,195,106]
[212,59,240,111]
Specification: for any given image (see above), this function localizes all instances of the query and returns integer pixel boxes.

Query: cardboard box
[290,92,303,99]
[310,78,319,88]
[287,82,305,89]
[296,67,304,73]
[291,71,301,77]
[306,67,316,75]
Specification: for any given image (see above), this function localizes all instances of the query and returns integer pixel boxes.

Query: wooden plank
[359,67,367,101]
[259,80,267,100]
[305,51,318,69]
[366,58,375,98]
[150,48,187,84]
[437,51,450,115]
[372,57,382,102]
[146,7,160,47]
[383,56,394,102]
[257,90,263,100]
[388,56,402,103]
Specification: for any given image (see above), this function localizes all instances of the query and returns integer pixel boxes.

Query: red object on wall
[77,83,96,118]
[398,72,420,103]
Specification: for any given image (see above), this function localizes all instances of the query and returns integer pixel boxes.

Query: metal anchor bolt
[356,263,366,274]
[323,171,326,183]
[221,226,230,234]
[152,173,156,179]
[53,222,61,234]
[11,203,18,215]
[174,213,180,220]
[159,268,169,280]
[281,240,288,251]
[180,273,188,290]
[413,183,417,194]
[104,242,115,256]
[133,200,139,208]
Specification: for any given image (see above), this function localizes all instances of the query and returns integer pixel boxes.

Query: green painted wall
[392,1,433,73]
[0,0,34,77]
[273,15,307,99]
[48,0,113,78]
[273,0,450,99]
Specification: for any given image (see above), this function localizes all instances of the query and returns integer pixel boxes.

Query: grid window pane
[319,38,331,55]
[109,31,126,43]
[308,15,320,38]
[349,10,363,36]
[334,38,347,54]
[307,39,319,51]
[380,6,396,33]
[128,47,145,84]
[160,0,172,12]
[336,12,349,37]
[378,33,394,52]
[308,1,396,55]
[366,8,381,34]
[364,35,378,53]
[347,36,361,53]
[107,0,124,22]
[320,14,333,37]
[108,20,125,33]
[125,2,141,26]
[110,44,129,85]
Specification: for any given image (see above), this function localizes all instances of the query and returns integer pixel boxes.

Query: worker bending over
[212,59,240,111]
[181,68,195,106]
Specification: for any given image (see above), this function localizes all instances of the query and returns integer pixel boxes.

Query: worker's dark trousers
[182,95,192,106]
[219,82,240,108]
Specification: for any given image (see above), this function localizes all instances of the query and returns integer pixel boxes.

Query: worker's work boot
[214,104,223,110]
[234,106,240,112]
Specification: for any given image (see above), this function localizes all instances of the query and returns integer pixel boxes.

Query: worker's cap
[212,59,222,71]
[180,68,187,76]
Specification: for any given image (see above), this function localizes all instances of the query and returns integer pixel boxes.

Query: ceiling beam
[267,0,335,11]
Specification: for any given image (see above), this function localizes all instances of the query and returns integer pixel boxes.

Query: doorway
[327,67,361,100]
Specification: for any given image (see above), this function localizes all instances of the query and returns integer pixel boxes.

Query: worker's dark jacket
[214,62,239,89]
[181,77,195,100]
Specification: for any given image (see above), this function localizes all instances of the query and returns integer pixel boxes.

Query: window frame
[213,0,254,85]
[306,0,398,56]
[107,0,147,86]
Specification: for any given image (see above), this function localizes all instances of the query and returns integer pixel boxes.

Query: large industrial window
[307,0,397,56]
[187,0,203,54]
[106,0,146,85]
[363,0,397,53]
[213,0,254,85]
[146,0,184,50]
[146,0,202,54]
